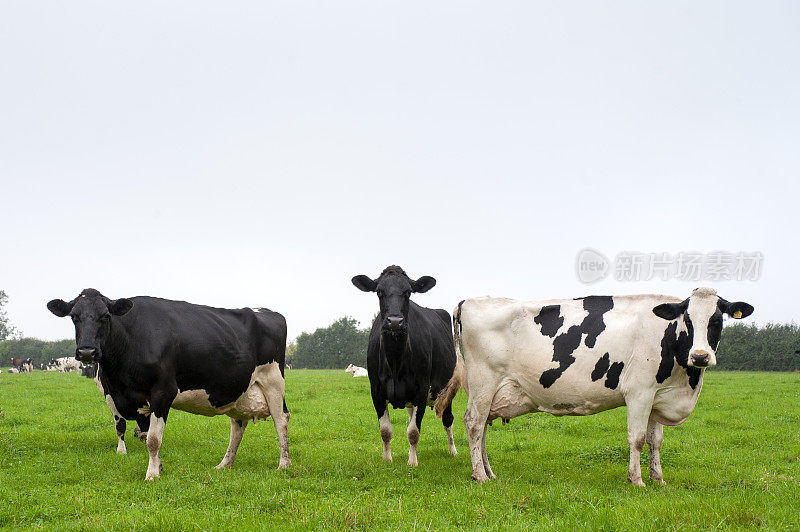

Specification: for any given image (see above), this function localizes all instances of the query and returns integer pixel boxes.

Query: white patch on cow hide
[170,361,284,422]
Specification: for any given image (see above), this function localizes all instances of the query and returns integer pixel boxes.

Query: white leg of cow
[445,424,457,456]
[406,406,420,467]
[481,422,495,480]
[145,415,166,481]
[216,418,248,470]
[463,395,491,483]
[266,392,291,470]
[115,417,127,455]
[646,416,665,485]
[379,410,393,462]
[625,397,653,487]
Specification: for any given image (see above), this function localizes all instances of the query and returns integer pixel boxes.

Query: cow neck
[379,332,410,376]
[98,317,131,373]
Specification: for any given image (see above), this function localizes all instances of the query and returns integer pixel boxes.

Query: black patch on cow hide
[534,305,564,338]
[656,316,701,390]
[605,361,624,390]
[590,353,624,390]
[591,353,610,381]
[540,296,614,389]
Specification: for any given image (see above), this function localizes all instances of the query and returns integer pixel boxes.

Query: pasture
[0,370,798,530]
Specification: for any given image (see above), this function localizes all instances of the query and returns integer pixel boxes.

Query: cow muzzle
[383,315,407,335]
[689,351,712,368]
[76,347,100,363]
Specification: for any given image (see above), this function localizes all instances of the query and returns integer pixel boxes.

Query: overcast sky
[1,1,798,342]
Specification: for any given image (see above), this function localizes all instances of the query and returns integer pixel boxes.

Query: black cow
[47,288,291,481]
[352,266,458,465]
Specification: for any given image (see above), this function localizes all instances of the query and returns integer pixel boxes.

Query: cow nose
[387,316,404,329]
[76,347,97,360]
[691,351,709,366]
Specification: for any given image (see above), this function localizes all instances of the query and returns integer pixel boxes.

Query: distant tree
[0,290,20,341]
[716,322,800,371]
[285,341,297,365]
[292,317,370,369]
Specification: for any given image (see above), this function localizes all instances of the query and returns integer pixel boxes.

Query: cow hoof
[628,478,646,487]
[145,472,160,481]
[407,458,418,467]
[382,454,393,462]
[116,447,127,455]
[471,473,489,484]
[278,459,291,470]
[215,462,232,470]
[449,447,458,456]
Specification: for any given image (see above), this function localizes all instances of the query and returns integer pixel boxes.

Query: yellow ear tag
[733,310,742,319]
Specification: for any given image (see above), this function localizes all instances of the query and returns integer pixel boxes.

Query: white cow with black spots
[435,288,753,486]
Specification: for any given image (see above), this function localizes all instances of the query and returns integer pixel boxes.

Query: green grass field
[0,370,798,530]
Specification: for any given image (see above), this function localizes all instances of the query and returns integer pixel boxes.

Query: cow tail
[434,300,466,418]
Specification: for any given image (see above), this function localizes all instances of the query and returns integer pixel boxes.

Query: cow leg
[265,388,291,470]
[114,416,127,454]
[216,418,248,469]
[102,392,128,453]
[406,406,422,466]
[145,391,175,481]
[441,402,458,456]
[464,395,492,483]
[481,422,495,479]
[646,416,665,485]
[625,396,653,487]
[145,413,167,481]
[373,393,393,461]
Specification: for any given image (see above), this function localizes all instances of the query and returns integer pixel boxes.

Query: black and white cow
[47,288,291,481]
[352,266,458,465]
[434,287,754,485]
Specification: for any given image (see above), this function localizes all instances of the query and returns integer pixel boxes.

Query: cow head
[47,288,133,363]
[653,287,753,368]
[352,265,436,336]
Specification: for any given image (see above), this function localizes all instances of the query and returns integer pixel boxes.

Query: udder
[489,379,534,420]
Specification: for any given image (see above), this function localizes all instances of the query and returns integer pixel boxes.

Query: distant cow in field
[345,364,368,377]
[21,358,33,373]
[435,287,754,485]
[10,358,21,369]
[352,266,458,466]
[48,288,290,481]
[50,357,81,372]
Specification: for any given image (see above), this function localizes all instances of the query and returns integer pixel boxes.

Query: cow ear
[412,276,436,293]
[352,275,377,292]
[653,300,687,320]
[722,301,754,319]
[110,298,133,316]
[47,299,73,317]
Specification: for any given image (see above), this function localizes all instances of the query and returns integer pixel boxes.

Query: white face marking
[685,288,721,366]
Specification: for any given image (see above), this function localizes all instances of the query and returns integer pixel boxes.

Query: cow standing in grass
[435,287,754,485]
[352,266,458,465]
[47,288,290,481]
